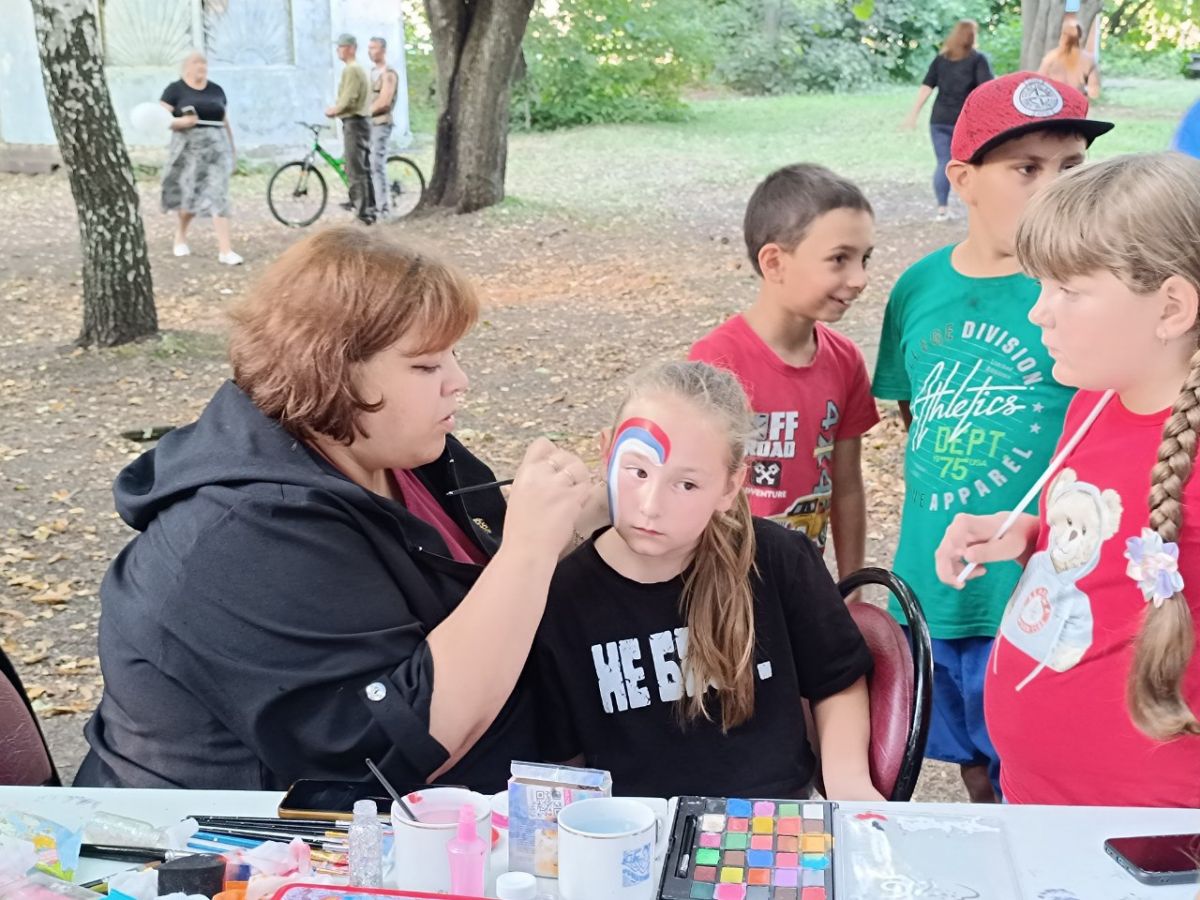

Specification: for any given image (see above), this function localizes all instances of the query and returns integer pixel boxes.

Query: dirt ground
[0,161,974,802]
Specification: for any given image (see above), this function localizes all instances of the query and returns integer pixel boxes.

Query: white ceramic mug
[557,797,666,900]
[390,787,490,892]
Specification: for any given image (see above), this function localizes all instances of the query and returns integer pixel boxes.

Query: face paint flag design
[607,417,672,522]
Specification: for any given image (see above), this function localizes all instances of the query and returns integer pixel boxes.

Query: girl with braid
[936,152,1200,806]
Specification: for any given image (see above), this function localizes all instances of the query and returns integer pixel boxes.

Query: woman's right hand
[502,438,591,557]
[175,113,199,131]
[933,512,1039,588]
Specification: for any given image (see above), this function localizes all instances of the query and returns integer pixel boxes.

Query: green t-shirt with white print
[872,245,1075,639]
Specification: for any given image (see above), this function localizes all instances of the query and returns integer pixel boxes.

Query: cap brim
[966,118,1115,164]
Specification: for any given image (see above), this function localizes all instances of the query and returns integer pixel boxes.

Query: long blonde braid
[1134,344,1200,739]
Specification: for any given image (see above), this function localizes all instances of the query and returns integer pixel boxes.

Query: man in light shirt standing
[367,36,400,219]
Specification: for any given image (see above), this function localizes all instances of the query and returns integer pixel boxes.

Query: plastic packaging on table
[270,885,490,900]
[107,866,158,900]
[0,796,98,879]
[83,811,198,850]
[0,869,111,899]
[837,808,1025,899]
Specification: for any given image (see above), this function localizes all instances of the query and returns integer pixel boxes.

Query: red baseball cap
[951,71,1113,164]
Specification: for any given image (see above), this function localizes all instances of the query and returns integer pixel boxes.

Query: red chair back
[0,648,59,785]
[848,602,915,800]
[839,568,932,801]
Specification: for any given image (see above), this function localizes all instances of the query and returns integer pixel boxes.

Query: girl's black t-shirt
[160,79,227,122]
[533,519,873,799]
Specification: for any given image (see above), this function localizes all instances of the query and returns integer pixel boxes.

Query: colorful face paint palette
[659,797,837,900]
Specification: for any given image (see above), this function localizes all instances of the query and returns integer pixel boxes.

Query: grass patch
[500,78,1200,223]
[109,330,227,362]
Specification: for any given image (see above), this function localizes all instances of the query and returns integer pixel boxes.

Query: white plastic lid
[495,871,538,899]
[353,798,378,817]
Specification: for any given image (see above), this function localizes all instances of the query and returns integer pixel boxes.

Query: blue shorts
[903,631,1001,793]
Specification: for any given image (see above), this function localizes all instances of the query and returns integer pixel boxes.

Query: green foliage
[400,0,437,133]
[1100,40,1191,78]
[705,0,993,96]
[979,14,1022,75]
[513,0,713,131]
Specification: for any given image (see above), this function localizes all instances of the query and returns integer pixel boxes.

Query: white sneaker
[934,210,951,223]
[218,251,244,266]
[173,243,190,256]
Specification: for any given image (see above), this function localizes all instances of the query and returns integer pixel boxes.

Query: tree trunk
[1019,0,1103,71]
[421,0,535,213]
[30,0,157,347]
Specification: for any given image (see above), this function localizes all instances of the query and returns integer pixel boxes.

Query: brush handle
[955,390,1114,585]
[445,478,513,497]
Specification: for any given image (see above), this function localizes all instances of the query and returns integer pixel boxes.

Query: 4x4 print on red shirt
[690,316,879,549]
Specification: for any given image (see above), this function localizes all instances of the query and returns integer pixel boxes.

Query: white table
[1,787,1197,898]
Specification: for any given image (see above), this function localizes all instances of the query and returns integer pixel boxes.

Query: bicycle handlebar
[296,121,326,133]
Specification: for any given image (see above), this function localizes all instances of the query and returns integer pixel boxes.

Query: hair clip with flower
[1124,528,1184,608]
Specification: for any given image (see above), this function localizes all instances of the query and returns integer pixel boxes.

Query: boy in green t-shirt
[872,72,1112,802]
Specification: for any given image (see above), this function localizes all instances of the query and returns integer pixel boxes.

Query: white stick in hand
[955,390,1115,585]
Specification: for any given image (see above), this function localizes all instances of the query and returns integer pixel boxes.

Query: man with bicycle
[368,36,400,220]
[325,34,374,225]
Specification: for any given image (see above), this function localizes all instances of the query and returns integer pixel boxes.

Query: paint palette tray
[659,796,836,900]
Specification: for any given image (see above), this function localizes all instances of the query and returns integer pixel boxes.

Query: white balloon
[130,102,172,133]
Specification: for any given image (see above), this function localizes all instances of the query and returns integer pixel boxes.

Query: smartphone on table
[278,778,396,820]
[1104,833,1200,886]
[278,777,459,820]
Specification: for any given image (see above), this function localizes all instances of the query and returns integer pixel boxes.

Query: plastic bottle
[347,799,383,887]
[446,803,486,896]
[495,870,538,899]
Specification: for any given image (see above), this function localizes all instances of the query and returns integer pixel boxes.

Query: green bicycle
[267,121,425,227]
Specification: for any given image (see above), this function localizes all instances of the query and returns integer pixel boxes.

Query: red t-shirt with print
[689,315,879,549]
[985,390,1200,807]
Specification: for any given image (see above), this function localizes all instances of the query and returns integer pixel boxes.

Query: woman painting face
[348,329,469,472]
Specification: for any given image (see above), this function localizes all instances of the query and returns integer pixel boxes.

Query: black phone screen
[279,779,393,815]
[1107,834,1200,875]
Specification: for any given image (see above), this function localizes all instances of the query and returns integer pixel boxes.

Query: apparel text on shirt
[590,626,774,714]
[909,320,1045,512]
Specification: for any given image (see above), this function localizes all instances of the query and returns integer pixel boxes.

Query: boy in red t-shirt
[690,164,879,578]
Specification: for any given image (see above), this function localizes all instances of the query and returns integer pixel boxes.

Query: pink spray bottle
[446,802,486,896]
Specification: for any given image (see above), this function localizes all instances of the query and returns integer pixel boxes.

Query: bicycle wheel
[383,156,425,218]
[267,161,328,227]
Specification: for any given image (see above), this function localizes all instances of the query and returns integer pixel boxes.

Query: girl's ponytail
[682,487,757,731]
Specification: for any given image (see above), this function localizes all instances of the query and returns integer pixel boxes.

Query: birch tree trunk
[31,0,158,347]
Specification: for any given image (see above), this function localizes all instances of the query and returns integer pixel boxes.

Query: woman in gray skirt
[160,52,242,265]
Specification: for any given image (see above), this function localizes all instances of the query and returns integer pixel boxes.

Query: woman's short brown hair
[229,226,479,444]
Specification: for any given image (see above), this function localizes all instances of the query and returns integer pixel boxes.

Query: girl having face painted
[532,361,880,799]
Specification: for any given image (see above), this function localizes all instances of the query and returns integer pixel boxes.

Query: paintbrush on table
[81,844,196,863]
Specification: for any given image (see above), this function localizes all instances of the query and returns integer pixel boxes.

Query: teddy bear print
[996,468,1123,690]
